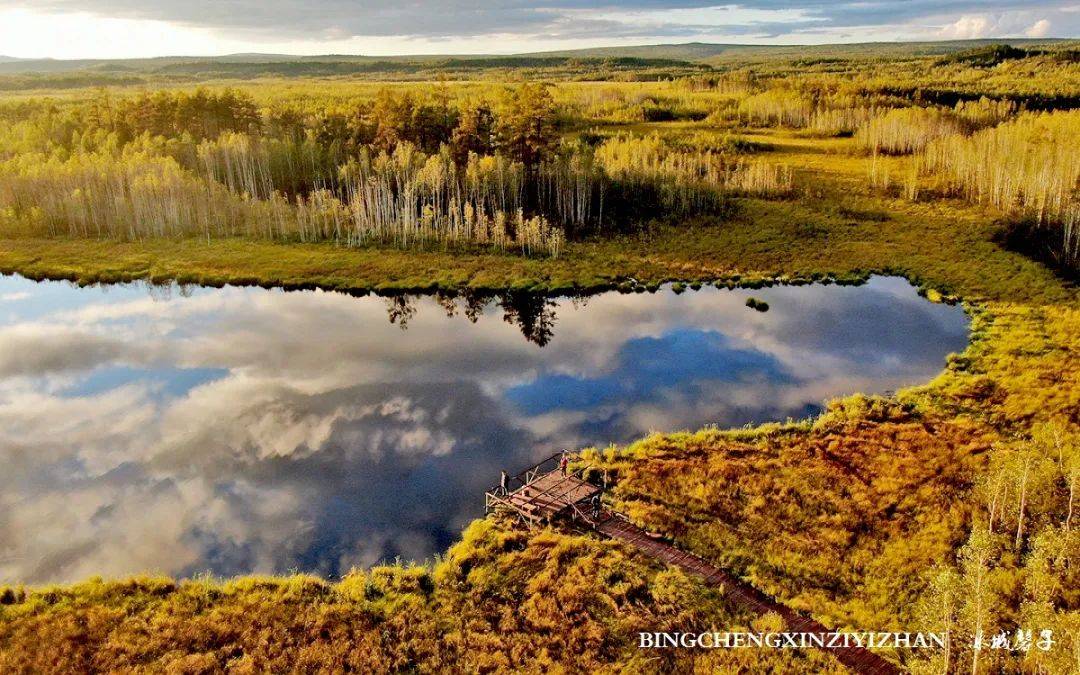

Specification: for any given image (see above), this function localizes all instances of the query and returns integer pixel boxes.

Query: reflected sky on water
[0,275,969,583]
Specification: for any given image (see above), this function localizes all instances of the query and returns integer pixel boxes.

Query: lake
[0,274,968,583]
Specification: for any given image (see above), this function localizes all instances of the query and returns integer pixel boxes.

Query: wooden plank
[504,470,601,520]
[594,515,900,675]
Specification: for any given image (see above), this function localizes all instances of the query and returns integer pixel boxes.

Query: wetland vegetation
[1,40,1079,673]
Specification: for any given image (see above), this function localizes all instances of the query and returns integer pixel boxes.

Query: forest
[0,43,1077,272]
[0,81,796,257]
[0,40,1079,673]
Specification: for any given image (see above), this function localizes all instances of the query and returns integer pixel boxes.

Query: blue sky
[0,1,1074,59]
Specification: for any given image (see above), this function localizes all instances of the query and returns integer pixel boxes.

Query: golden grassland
[1,54,1079,672]
[0,520,841,674]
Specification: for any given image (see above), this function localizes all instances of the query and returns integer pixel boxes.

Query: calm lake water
[0,274,968,583]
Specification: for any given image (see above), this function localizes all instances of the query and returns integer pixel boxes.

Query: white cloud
[0,324,142,377]
[1026,18,1052,36]
[939,14,996,39]
[935,10,1075,40]
[0,8,239,60]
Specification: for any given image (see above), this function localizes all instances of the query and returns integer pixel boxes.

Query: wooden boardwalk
[486,456,901,675]
[596,516,900,675]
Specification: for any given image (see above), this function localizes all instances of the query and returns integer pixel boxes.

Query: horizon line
[2,36,1075,63]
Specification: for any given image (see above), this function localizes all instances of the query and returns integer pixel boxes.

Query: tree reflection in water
[382,290,565,346]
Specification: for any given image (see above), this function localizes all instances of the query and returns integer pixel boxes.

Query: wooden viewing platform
[486,453,900,675]
[485,452,606,528]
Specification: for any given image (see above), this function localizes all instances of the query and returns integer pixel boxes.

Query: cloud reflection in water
[0,275,968,583]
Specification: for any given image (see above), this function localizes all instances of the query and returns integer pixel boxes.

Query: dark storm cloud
[5,0,1069,41]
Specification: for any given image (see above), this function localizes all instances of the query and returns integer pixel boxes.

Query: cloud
[5,0,1075,45]
[0,325,132,377]
[935,8,1077,39]
[1027,18,1052,36]
[940,14,995,39]
[7,1,713,39]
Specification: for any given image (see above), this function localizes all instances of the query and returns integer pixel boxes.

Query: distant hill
[0,54,706,78]
[519,42,748,62]
[523,39,1077,64]
[0,39,1075,78]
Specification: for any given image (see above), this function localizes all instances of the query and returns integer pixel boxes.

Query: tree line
[0,83,797,255]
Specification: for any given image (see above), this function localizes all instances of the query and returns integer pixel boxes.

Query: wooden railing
[484,452,604,526]
[486,451,576,495]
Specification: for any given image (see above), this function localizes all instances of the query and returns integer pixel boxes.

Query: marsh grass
[0,51,1078,674]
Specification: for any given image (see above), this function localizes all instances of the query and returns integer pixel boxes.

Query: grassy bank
[0,184,1067,299]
